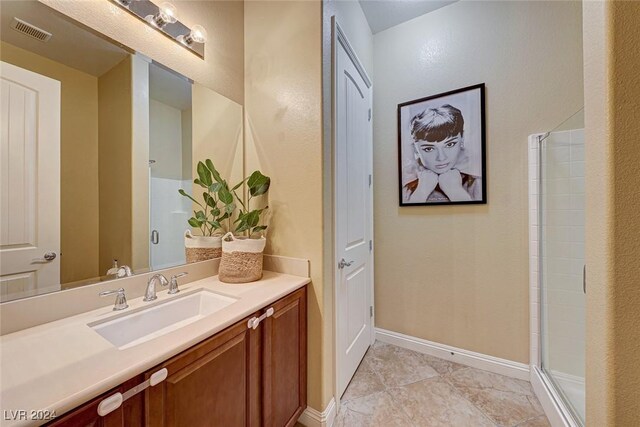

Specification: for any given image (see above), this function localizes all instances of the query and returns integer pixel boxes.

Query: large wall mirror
[0,1,243,302]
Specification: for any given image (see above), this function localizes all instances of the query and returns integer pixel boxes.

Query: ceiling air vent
[10,18,52,42]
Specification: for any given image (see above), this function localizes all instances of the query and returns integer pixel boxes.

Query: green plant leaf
[225,202,236,215]
[205,159,223,184]
[245,209,262,228]
[251,225,267,236]
[211,207,221,217]
[216,212,230,222]
[232,178,247,191]
[209,182,222,193]
[179,189,202,207]
[234,211,247,224]
[247,171,271,196]
[197,162,213,187]
[235,223,250,233]
[194,178,208,188]
[207,220,222,230]
[218,186,234,204]
[195,210,206,221]
[203,193,217,209]
[188,217,202,228]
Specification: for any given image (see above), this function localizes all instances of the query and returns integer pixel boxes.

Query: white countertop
[0,271,309,427]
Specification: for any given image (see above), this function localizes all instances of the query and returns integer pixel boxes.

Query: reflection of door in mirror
[148,63,192,270]
[0,61,61,302]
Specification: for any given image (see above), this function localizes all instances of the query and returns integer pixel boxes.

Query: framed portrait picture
[397,83,486,206]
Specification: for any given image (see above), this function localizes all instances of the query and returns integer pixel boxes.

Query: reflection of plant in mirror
[233,170,271,238]
[178,160,234,236]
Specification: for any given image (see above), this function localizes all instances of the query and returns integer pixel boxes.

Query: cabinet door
[45,376,145,427]
[145,315,260,427]
[262,287,307,427]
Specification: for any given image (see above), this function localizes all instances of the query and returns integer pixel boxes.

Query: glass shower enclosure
[537,122,586,425]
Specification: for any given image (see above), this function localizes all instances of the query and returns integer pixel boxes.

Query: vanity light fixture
[110,0,206,58]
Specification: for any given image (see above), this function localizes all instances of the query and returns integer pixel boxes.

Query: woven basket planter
[184,230,222,263]
[218,232,266,283]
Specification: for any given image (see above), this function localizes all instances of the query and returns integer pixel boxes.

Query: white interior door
[335,25,374,398]
[0,61,61,302]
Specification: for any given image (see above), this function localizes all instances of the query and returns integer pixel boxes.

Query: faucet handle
[99,288,129,311]
[169,272,188,294]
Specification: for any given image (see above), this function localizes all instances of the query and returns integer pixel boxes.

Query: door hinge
[369,240,372,252]
[370,306,373,318]
[368,108,371,121]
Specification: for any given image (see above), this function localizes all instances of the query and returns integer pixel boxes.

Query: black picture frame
[397,83,487,206]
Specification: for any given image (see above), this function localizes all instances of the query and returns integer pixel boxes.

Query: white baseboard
[375,328,530,381]
[530,366,581,427]
[297,398,336,427]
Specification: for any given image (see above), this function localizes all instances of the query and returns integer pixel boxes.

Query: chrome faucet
[106,259,134,278]
[169,272,188,294]
[99,288,129,311]
[116,265,134,278]
[144,274,168,302]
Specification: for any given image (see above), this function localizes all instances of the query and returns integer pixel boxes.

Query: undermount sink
[89,289,238,349]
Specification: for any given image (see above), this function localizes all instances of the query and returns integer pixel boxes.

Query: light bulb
[189,25,207,43]
[158,2,178,24]
[146,2,178,28]
[179,24,208,45]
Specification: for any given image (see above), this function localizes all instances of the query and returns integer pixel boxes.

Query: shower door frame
[528,133,583,427]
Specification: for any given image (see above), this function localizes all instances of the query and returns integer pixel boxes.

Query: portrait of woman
[398,84,486,206]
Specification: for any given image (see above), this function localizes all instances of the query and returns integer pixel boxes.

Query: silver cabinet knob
[338,258,354,269]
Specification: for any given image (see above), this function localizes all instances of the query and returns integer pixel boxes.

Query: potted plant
[178,160,234,263]
[218,170,271,283]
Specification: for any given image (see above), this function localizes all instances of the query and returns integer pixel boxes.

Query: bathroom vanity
[0,271,308,427]
[50,286,306,427]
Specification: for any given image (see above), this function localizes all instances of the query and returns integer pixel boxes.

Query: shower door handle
[583,265,586,294]
[151,230,159,245]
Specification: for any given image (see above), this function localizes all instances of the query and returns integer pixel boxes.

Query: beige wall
[244,0,327,410]
[40,0,244,105]
[584,1,640,424]
[0,41,100,285]
[373,1,583,363]
[192,83,243,192]
[98,57,133,273]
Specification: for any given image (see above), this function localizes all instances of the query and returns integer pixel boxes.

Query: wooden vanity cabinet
[144,314,261,427]
[262,288,307,427]
[146,286,307,427]
[45,376,145,427]
[46,286,306,427]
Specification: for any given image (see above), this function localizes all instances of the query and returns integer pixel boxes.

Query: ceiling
[359,0,458,34]
[0,1,129,76]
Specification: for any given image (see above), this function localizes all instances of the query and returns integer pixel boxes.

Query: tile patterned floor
[333,341,550,427]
